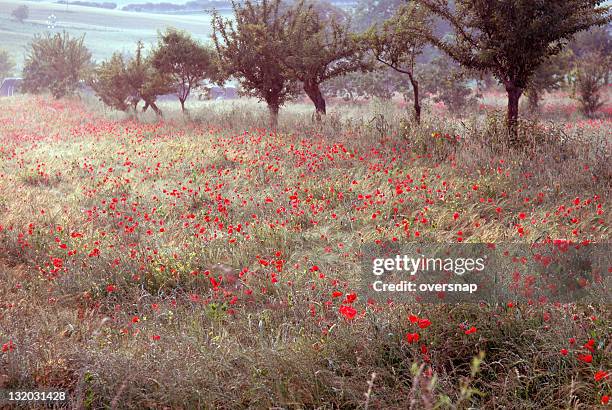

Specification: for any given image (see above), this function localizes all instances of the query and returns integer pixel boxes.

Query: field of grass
[0,0,228,70]
[0,94,610,408]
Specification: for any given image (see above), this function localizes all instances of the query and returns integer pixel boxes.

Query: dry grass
[0,94,610,409]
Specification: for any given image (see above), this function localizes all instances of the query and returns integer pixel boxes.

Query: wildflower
[339,305,357,320]
[417,318,431,329]
[594,371,608,382]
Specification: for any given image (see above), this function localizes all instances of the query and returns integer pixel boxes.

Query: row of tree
[11,0,612,144]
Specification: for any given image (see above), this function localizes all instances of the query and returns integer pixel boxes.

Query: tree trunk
[303,80,326,121]
[146,100,163,118]
[268,104,279,130]
[505,82,523,145]
[408,72,421,125]
[179,98,186,114]
[527,89,539,112]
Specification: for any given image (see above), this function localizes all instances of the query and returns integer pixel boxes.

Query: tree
[21,31,92,99]
[0,50,15,79]
[568,26,611,117]
[91,53,132,112]
[212,0,300,128]
[11,5,29,23]
[570,51,609,117]
[283,0,366,120]
[421,55,477,113]
[414,0,610,143]
[91,42,172,117]
[151,28,217,113]
[361,3,433,124]
[524,51,570,111]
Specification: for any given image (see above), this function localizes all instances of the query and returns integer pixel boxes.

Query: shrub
[11,5,28,23]
[21,32,92,99]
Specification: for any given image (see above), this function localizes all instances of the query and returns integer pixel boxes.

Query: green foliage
[151,28,217,113]
[11,5,29,23]
[284,0,366,118]
[91,42,172,117]
[570,51,610,118]
[0,50,15,79]
[21,31,92,99]
[91,53,131,112]
[415,0,611,140]
[568,26,611,118]
[212,0,301,128]
[525,51,571,110]
[421,55,477,113]
[360,3,433,123]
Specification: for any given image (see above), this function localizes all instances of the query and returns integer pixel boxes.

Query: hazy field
[0,92,610,408]
[0,0,230,69]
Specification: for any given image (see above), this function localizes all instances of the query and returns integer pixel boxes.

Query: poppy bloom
[339,305,357,320]
[464,326,477,335]
[577,353,592,363]
[417,318,432,329]
[406,333,419,343]
[594,370,608,382]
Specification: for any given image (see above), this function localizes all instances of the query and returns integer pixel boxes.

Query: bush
[570,51,610,118]
[11,5,28,23]
[21,32,92,99]
[0,50,14,79]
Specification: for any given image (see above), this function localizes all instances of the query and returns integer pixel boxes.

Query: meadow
[0,1,228,70]
[0,92,610,408]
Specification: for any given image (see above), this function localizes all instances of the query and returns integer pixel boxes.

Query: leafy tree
[421,55,476,113]
[361,3,433,124]
[524,51,570,111]
[414,0,610,143]
[212,0,300,128]
[0,50,15,79]
[11,5,29,23]
[284,0,366,120]
[91,53,131,112]
[567,26,611,117]
[570,51,609,117]
[92,41,172,117]
[151,28,217,113]
[570,25,612,59]
[21,31,92,99]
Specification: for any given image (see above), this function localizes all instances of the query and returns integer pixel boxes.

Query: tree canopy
[414,0,610,142]
[213,0,301,128]
[22,31,92,99]
[151,28,218,113]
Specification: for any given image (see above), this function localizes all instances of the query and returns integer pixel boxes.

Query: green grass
[0,0,230,70]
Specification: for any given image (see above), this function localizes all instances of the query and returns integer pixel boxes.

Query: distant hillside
[122,0,356,13]
[57,1,117,9]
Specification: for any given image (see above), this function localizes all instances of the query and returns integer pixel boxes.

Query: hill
[0,1,229,71]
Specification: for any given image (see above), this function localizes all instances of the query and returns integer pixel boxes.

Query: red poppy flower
[417,318,431,329]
